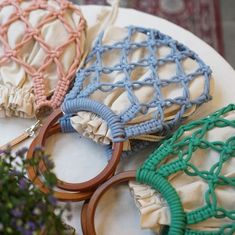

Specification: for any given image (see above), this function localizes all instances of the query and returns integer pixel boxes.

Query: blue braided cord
[60,114,76,133]
[61,26,212,142]
[62,98,125,142]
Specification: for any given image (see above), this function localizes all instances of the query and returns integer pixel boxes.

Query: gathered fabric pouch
[130,104,235,234]
[0,0,86,118]
[61,25,213,152]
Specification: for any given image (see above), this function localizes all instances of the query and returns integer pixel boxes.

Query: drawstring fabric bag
[130,104,235,235]
[0,0,86,118]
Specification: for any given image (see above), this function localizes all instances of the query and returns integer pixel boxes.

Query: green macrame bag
[135,104,235,235]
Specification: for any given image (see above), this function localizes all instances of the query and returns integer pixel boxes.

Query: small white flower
[33,208,41,215]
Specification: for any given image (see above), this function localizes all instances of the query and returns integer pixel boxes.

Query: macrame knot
[95,45,104,54]
[26,28,40,37]
[148,39,156,47]
[201,65,212,74]
[21,10,28,18]
[191,137,201,146]
[123,40,130,50]
[120,63,132,71]
[16,11,23,18]
[48,50,61,59]
[70,31,81,39]
[148,55,157,66]
[51,10,64,18]
[5,49,17,58]
[223,146,233,155]
[205,117,217,129]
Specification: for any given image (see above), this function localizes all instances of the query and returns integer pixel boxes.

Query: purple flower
[35,202,46,212]
[26,221,36,231]
[19,178,28,189]
[11,208,23,218]
[15,147,28,157]
[42,155,55,169]
[1,147,11,155]
[23,230,33,235]
[34,145,44,152]
[48,195,57,206]
[15,225,24,234]
[10,170,21,176]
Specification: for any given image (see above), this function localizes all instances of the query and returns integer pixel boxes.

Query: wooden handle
[26,128,93,201]
[27,108,124,196]
[81,171,136,235]
[0,132,29,150]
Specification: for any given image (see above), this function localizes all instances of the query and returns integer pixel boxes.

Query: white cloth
[0,0,86,118]
[129,110,235,233]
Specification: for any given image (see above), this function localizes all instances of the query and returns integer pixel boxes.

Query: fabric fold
[70,111,112,145]
[0,83,35,118]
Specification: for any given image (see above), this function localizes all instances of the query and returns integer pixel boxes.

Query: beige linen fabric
[0,0,85,118]
[129,110,235,233]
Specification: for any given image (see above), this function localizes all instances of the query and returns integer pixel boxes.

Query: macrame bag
[0,0,86,118]
[61,25,213,151]
[130,104,235,235]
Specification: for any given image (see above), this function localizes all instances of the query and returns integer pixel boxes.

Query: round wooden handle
[28,108,123,194]
[81,201,89,235]
[81,171,136,235]
[26,131,93,201]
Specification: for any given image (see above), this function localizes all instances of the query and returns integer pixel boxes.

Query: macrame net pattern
[0,0,85,118]
[62,26,212,142]
[137,104,235,235]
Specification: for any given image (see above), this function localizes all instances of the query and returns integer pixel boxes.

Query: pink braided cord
[0,0,86,117]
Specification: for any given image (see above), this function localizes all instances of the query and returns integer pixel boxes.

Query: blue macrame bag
[60,26,213,153]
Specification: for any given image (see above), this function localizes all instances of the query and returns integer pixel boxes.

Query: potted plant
[0,147,75,235]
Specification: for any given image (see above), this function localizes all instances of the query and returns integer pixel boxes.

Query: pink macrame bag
[0,0,86,118]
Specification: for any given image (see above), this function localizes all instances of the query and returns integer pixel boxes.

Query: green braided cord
[137,104,235,235]
[137,169,186,235]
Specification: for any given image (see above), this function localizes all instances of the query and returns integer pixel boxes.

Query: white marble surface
[0,5,235,235]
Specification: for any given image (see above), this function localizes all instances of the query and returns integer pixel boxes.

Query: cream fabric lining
[129,111,235,233]
[70,26,213,144]
[0,0,86,118]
